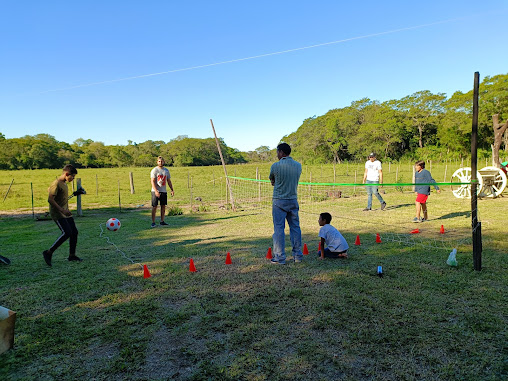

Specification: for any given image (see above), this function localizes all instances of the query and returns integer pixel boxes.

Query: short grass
[0,187,507,380]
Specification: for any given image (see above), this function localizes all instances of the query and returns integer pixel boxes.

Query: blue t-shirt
[414,168,439,195]
[269,157,302,200]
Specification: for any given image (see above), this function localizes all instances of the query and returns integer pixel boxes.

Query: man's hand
[63,209,72,217]
[155,190,160,198]
[170,190,175,197]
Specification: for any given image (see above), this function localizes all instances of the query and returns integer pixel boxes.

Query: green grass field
[0,163,507,380]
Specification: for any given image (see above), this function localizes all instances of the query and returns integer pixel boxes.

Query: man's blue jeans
[272,199,302,263]
[366,180,384,209]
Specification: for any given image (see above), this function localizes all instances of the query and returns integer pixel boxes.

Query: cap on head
[368,152,376,158]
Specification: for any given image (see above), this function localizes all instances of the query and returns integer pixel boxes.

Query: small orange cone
[440,225,445,234]
[318,241,321,252]
[266,247,272,259]
[376,233,382,243]
[189,258,197,272]
[225,252,232,265]
[143,264,151,278]
[355,235,361,245]
[410,229,420,234]
[303,243,309,255]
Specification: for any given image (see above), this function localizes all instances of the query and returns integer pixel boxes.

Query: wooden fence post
[129,172,135,194]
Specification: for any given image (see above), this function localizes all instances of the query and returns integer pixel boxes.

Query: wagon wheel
[479,166,507,198]
[450,167,482,199]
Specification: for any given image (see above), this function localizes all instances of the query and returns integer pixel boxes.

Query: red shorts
[416,193,428,204]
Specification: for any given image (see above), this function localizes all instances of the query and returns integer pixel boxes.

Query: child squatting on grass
[318,212,349,259]
[414,160,440,223]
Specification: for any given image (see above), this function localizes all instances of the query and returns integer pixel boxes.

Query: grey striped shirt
[269,157,302,200]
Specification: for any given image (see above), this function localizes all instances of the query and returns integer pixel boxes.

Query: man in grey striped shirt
[269,143,303,264]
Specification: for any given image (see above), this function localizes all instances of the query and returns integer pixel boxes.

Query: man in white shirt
[362,152,386,211]
[150,156,174,227]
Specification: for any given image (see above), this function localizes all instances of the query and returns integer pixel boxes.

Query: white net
[228,176,474,252]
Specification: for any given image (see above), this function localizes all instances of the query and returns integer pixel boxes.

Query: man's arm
[150,177,160,197]
[363,168,368,184]
[378,169,383,185]
[167,179,175,196]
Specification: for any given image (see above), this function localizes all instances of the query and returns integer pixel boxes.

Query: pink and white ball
[106,218,121,231]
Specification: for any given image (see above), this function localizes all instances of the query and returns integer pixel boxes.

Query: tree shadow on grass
[383,203,413,210]
[436,211,471,220]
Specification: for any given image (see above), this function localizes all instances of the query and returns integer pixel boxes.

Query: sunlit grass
[0,164,507,380]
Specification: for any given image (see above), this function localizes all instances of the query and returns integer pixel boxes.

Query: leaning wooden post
[444,164,448,183]
[471,71,482,271]
[3,179,14,202]
[210,119,236,211]
[129,172,135,194]
[76,178,83,216]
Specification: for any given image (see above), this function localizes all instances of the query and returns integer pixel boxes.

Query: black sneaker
[151,222,156,228]
[43,250,52,267]
[160,221,169,226]
[68,255,83,262]
[381,202,387,210]
[363,208,371,211]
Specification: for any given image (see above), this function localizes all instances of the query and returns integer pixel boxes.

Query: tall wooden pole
[210,119,236,211]
[471,72,482,271]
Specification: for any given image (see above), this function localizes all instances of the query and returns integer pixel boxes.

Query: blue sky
[1,1,507,152]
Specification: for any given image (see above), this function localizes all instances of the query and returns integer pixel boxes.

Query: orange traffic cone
[266,247,272,259]
[143,264,151,278]
[440,225,445,234]
[410,229,420,234]
[189,258,197,272]
[355,235,361,245]
[376,233,382,243]
[225,252,232,265]
[303,243,309,255]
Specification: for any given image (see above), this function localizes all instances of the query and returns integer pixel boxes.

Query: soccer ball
[106,218,121,231]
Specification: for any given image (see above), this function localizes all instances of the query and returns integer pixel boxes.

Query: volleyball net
[228,176,475,252]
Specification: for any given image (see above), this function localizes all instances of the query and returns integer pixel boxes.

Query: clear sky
[1,1,507,152]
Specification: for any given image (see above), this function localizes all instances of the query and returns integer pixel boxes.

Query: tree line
[0,134,248,170]
[0,73,506,170]
[284,73,508,164]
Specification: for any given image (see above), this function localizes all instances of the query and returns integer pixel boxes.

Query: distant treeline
[0,135,250,170]
[284,74,508,164]
[1,74,506,169]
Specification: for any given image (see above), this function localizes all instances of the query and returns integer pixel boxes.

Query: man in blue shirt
[269,143,303,264]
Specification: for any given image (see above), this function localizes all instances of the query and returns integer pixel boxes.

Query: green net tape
[227,176,473,186]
